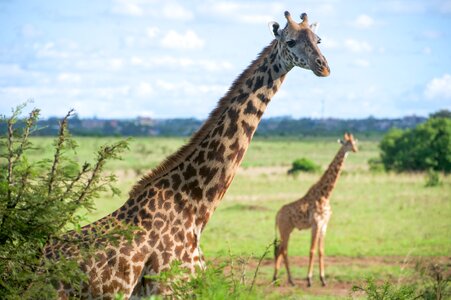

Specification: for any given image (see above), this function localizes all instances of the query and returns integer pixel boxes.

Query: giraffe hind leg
[279,224,295,285]
[281,242,295,286]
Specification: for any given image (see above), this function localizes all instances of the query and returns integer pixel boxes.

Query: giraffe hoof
[320,276,326,287]
[288,279,295,286]
[307,277,312,287]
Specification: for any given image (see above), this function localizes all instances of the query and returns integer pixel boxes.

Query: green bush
[379,116,451,173]
[425,169,441,187]
[287,158,320,175]
[368,157,385,172]
[0,105,129,299]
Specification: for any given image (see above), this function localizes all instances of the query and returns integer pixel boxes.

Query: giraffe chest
[288,200,332,230]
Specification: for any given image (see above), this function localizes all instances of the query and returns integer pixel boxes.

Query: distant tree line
[0,115,427,137]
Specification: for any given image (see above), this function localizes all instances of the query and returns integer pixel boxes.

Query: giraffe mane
[129,40,278,198]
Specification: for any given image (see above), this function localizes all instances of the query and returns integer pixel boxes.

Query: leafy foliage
[145,261,261,300]
[287,157,320,175]
[379,116,451,173]
[415,261,450,300]
[352,260,450,300]
[0,105,129,299]
[352,277,417,300]
[143,243,272,300]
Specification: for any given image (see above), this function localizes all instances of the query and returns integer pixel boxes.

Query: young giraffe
[273,133,358,287]
[45,11,330,299]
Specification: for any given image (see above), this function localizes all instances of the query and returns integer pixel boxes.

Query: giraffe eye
[317,37,321,44]
[286,40,296,48]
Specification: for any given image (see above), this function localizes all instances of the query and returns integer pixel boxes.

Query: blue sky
[1,0,450,119]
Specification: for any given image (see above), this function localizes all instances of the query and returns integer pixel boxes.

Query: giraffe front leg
[307,226,320,287]
[318,225,327,287]
[194,230,206,271]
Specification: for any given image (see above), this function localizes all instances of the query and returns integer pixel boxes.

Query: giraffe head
[339,133,358,152]
[269,11,330,77]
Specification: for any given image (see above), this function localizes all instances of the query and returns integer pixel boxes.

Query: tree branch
[47,109,74,196]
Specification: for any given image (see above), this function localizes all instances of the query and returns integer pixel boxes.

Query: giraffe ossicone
[45,10,330,299]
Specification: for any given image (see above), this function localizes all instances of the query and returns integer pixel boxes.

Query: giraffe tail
[273,215,281,258]
[273,238,280,258]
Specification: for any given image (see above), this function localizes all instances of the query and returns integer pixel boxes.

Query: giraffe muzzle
[312,56,330,77]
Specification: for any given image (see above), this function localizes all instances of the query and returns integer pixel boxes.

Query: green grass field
[29,136,450,298]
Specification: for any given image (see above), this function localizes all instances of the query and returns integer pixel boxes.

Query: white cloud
[378,1,451,15]
[33,40,80,59]
[111,0,194,20]
[161,30,204,50]
[111,0,144,16]
[156,79,226,95]
[162,3,193,21]
[20,24,42,38]
[378,1,426,14]
[130,56,143,66]
[109,58,124,70]
[146,26,160,39]
[238,14,274,24]
[206,2,241,15]
[34,42,70,59]
[134,82,154,97]
[198,60,233,71]
[424,74,451,100]
[321,36,339,50]
[201,1,283,24]
[317,4,336,15]
[344,39,372,53]
[421,30,442,39]
[128,55,232,71]
[0,64,26,77]
[423,47,432,55]
[57,72,81,83]
[352,59,370,68]
[352,14,375,28]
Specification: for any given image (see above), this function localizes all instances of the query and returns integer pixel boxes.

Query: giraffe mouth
[312,64,330,77]
[318,66,330,77]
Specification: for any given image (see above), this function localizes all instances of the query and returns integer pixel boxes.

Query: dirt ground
[242,256,450,298]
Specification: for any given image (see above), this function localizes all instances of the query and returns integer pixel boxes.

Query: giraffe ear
[310,22,319,34]
[268,21,282,39]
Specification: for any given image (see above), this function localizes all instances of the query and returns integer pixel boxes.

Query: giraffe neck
[123,39,290,232]
[309,147,348,200]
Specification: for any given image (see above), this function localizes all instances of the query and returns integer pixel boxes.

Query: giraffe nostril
[315,58,323,67]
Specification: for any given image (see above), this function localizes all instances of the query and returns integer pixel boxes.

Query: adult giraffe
[46,11,330,299]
